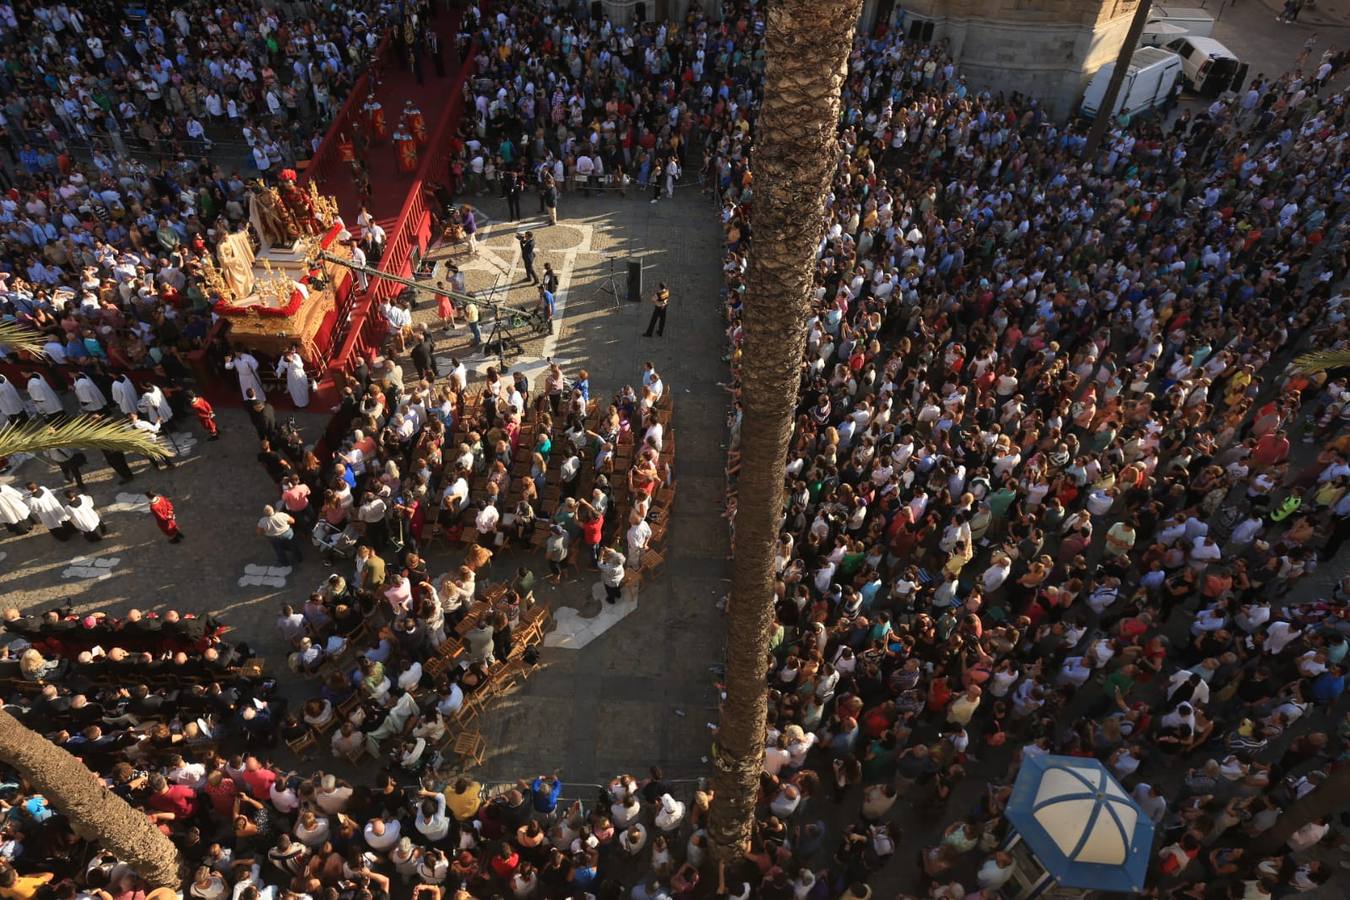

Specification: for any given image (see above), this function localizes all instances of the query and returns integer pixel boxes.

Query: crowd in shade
[3,0,1350,899]
[0,0,429,174]
[0,0,450,421]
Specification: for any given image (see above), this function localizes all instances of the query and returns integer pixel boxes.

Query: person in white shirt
[762,735,790,776]
[1132,783,1167,824]
[626,514,651,567]
[1286,818,1329,853]
[1188,535,1222,570]
[1265,620,1303,655]
[575,153,595,194]
[1236,601,1271,634]
[71,373,106,413]
[25,483,71,538]
[436,680,464,717]
[1191,604,1227,636]
[25,372,62,416]
[269,777,300,815]
[62,491,105,540]
[414,791,451,843]
[977,852,1015,891]
[1057,656,1094,688]
[363,816,401,852]
[474,500,500,541]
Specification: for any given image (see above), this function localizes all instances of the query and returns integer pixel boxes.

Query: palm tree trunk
[1250,763,1350,857]
[0,711,180,886]
[707,0,862,864]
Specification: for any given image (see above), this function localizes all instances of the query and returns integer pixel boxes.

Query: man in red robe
[147,492,184,543]
[363,96,387,142]
[338,133,356,168]
[394,127,418,173]
[404,101,427,144]
[187,391,220,440]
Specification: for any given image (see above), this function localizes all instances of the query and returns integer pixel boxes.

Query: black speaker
[591,1,603,22]
[636,2,647,22]
[626,261,643,302]
[908,19,934,42]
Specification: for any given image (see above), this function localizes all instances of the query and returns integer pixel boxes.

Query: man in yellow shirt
[947,685,982,727]
[445,776,483,822]
[942,540,973,580]
[0,865,52,900]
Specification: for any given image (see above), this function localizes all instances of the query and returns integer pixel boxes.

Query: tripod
[589,255,623,309]
[480,302,524,368]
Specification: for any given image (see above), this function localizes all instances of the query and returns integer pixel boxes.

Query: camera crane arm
[314,249,478,308]
[312,249,551,348]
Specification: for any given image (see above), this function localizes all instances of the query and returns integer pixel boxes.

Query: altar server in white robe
[0,483,32,533]
[0,374,28,423]
[25,373,62,417]
[111,374,138,416]
[138,383,172,426]
[72,373,108,413]
[25,483,72,539]
[225,350,265,400]
[62,491,106,541]
[277,349,310,408]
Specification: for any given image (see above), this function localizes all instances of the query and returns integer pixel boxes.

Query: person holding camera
[518,231,538,284]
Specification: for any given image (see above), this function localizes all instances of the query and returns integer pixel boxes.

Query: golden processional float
[198,173,354,364]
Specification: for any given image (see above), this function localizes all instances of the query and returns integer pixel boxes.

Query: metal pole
[1083,0,1154,161]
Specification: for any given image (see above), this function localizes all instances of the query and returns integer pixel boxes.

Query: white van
[1141,6,1215,47]
[1166,36,1248,98]
[1081,48,1182,119]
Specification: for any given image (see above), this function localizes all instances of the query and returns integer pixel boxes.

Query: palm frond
[1292,349,1350,374]
[0,416,169,459]
[0,321,47,358]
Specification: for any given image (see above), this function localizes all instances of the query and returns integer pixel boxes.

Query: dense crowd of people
[4,0,1350,898]
[0,0,431,173]
[710,3,1350,898]
[0,0,453,424]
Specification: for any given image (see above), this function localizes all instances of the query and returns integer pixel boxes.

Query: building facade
[888,0,1143,120]
[587,0,1137,121]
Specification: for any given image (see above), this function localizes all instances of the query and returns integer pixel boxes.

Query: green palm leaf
[0,321,47,358]
[0,416,169,459]
[1292,349,1350,374]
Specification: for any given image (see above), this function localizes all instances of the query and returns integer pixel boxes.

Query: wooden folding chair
[648,521,668,549]
[530,520,549,549]
[337,694,362,722]
[312,714,338,739]
[435,637,466,661]
[454,692,483,728]
[452,730,486,768]
[640,548,667,576]
[518,604,551,644]
[490,659,530,696]
[425,655,450,679]
[648,501,671,527]
[286,729,317,758]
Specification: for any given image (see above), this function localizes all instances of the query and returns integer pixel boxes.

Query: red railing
[325,39,477,379]
[302,33,395,191]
